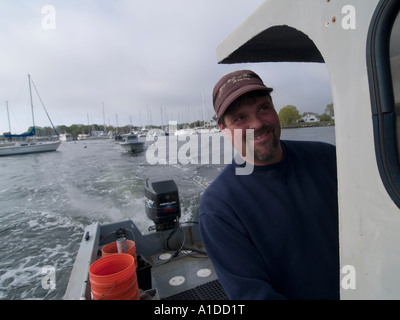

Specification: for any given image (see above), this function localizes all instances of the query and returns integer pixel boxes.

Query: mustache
[254,125,274,136]
[225,125,277,142]
[241,125,275,140]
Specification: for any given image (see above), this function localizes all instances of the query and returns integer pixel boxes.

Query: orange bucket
[89,254,139,300]
[101,240,138,267]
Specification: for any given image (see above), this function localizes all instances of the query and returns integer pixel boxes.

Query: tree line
[278,103,334,126]
[2,119,211,139]
[2,104,334,138]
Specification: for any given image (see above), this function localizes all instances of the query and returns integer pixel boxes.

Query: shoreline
[281,121,335,129]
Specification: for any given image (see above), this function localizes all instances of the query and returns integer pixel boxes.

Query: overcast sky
[0,0,332,134]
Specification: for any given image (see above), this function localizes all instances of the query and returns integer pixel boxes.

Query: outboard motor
[145,177,181,231]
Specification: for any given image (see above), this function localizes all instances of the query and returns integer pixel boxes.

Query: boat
[97,132,109,139]
[209,127,220,134]
[174,128,197,136]
[65,0,400,300]
[59,133,73,142]
[64,177,227,300]
[195,127,221,134]
[120,133,145,152]
[195,127,210,134]
[77,134,91,140]
[147,128,166,137]
[138,128,149,138]
[0,140,60,156]
[0,75,61,157]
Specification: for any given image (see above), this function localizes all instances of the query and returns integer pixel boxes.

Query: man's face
[219,94,283,166]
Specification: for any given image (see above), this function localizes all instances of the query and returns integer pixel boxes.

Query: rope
[30,77,58,136]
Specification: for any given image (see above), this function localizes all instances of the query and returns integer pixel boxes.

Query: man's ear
[218,123,231,138]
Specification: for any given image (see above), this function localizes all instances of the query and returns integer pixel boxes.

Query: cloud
[0,0,332,134]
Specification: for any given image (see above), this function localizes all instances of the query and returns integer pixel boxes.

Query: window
[392,11,400,138]
[367,0,400,207]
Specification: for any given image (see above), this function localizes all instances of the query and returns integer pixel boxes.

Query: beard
[245,125,280,163]
[254,134,279,161]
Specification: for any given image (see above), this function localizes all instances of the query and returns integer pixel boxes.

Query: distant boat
[0,74,61,156]
[97,132,109,139]
[77,134,91,140]
[137,128,148,138]
[175,128,197,136]
[147,128,166,137]
[209,127,221,134]
[59,133,73,142]
[120,133,145,152]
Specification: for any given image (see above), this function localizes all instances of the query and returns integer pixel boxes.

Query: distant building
[301,114,320,122]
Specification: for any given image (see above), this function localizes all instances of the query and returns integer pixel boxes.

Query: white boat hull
[120,133,145,152]
[120,142,145,152]
[59,134,72,142]
[0,141,61,156]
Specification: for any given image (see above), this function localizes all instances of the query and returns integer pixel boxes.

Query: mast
[102,102,107,134]
[202,88,205,127]
[28,74,36,130]
[30,76,58,136]
[6,101,11,134]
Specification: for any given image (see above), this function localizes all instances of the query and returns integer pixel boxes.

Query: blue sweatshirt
[199,140,339,300]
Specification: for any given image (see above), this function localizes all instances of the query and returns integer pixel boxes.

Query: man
[199,70,339,300]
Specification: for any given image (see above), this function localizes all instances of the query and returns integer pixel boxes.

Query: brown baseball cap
[213,70,273,119]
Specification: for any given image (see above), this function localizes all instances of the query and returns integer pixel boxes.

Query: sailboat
[0,74,61,156]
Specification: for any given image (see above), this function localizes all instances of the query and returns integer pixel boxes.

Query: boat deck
[141,244,227,300]
[64,220,228,300]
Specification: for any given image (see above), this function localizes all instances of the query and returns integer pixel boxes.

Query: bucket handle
[93,282,118,300]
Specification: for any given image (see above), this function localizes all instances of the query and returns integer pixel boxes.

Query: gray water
[0,126,335,300]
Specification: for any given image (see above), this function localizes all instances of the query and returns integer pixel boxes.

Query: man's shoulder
[282,140,336,158]
[204,164,235,193]
[199,163,241,211]
[281,140,337,177]
[282,139,335,150]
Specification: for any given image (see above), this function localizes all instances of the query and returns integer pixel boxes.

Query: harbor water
[0,126,335,300]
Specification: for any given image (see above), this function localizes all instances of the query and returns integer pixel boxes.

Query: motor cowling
[144,177,181,231]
